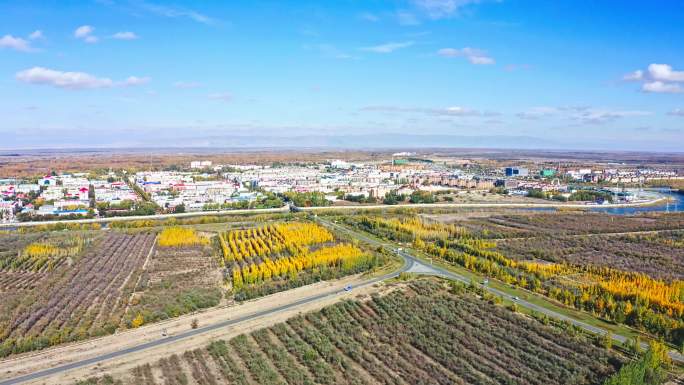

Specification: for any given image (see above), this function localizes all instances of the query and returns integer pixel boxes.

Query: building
[330,160,351,169]
[505,167,529,177]
[540,169,556,177]
[190,161,213,169]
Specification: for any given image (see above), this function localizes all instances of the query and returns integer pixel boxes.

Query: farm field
[0,231,97,291]
[122,227,223,329]
[342,213,684,346]
[496,231,684,281]
[0,219,387,359]
[0,232,156,358]
[424,210,684,280]
[74,278,624,385]
[424,211,684,239]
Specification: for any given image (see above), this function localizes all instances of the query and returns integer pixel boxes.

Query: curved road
[1,217,681,384]
[319,218,684,363]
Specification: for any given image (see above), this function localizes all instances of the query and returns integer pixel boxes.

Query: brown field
[0,150,383,178]
[0,219,387,359]
[0,232,156,357]
[423,211,684,281]
[496,231,684,281]
[75,279,622,385]
[427,211,684,238]
[123,240,224,328]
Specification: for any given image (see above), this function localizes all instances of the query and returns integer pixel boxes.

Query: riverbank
[297,196,670,212]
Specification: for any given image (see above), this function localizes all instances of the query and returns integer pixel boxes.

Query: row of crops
[75,279,627,385]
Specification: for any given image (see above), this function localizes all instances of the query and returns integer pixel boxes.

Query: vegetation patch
[344,214,684,346]
[157,226,209,247]
[218,222,385,301]
[78,279,629,385]
[0,232,155,358]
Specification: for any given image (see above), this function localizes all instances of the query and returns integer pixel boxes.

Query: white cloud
[622,70,643,81]
[174,81,202,89]
[574,109,651,124]
[74,25,99,43]
[437,47,494,65]
[112,31,138,40]
[361,41,414,53]
[516,106,651,124]
[74,25,95,38]
[516,106,558,120]
[16,67,149,90]
[0,35,32,52]
[413,0,481,19]
[123,76,150,86]
[138,2,215,25]
[668,108,684,117]
[16,67,112,89]
[648,64,684,82]
[642,81,683,94]
[28,30,43,40]
[468,55,494,65]
[208,92,232,102]
[361,105,483,116]
[622,63,684,94]
[443,106,480,116]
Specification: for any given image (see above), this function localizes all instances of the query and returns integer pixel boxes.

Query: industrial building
[505,167,529,177]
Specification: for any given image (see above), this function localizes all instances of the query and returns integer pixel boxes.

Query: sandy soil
[0,274,385,385]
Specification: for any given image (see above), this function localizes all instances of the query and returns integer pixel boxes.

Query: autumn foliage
[218,222,333,262]
[222,222,373,293]
[0,236,90,273]
[348,214,684,345]
[158,227,209,248]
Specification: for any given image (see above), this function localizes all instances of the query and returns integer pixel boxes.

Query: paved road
[0,255,413,385]
[0,206,290,228]
[0,195,667,229]
[1,217,681,384]
[319,218,684,363]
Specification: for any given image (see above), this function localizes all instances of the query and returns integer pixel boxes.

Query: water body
[517,189,684,215]
[590,189,683,215]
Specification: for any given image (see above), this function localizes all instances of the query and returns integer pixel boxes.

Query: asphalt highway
[0,255,411,385]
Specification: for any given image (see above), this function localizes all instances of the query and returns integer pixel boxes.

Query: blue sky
[1,0,683,150]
